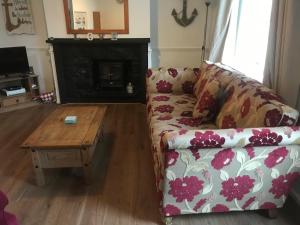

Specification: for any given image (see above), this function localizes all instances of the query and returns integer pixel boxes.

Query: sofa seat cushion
[147,93,197,119]
[217,76,299,128]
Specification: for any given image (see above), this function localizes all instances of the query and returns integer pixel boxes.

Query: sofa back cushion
[216,76,299,128]
[193,61,218,98]
[147,68,199,94]
[192,63,242,122]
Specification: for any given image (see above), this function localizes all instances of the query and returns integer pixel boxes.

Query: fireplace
[47,38,150,103]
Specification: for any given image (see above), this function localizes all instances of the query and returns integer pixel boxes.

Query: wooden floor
[0,104,299,225]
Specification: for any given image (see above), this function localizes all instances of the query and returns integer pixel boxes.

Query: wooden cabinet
[0,74,40,113]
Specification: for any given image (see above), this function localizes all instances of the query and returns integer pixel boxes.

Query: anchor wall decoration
[172,0,198,27]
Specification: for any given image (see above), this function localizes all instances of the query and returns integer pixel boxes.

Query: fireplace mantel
[46,38,150,45]
[47,38,150,104]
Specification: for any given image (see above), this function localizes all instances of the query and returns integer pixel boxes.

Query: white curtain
[208,0,234,62]
[263,0,288,91]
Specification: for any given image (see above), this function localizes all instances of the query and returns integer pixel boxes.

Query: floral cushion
[193,62,241,99]
[217,76,299,128]
[192,76,222,122]
[147,93,197,119]
[146,68,199,94]
[192,63,243,123]
[193,61,217,98]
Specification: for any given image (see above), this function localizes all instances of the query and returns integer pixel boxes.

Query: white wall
[150,0,218,68]
[0,0,54,92]
[42,0,150,38]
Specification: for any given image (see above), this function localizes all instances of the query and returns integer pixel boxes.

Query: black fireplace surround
[47,38,150,103]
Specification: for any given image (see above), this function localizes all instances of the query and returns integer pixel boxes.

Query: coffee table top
[22,105,107,149]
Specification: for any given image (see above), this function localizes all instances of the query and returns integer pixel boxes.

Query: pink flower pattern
[264,147,288,168]
[246,147,255,159]
[280,115,296,126]
[146,69,153,78]
[193,199,207,211]
[264,109,282,127]
[165,151,179,167]
[212,204,229,212]
[176,100,188,104]
[181,111,193,117]
[163,204,181,216]
[247,129,283,147]
[211,148,235,170]
[189,131,225,150]
[220,175,255,201]
[153,95,170,101]
[221,115,237,128]
[177,117,203,127]
[269,172,300,199]
[242,197,256,209]
[154,105,174,113]
[182,81,194,94]
[169,176,204,202]
[196,91,217,114]
[168,68,178,78]
[157,115,173,121]
[156,80,173,93]
[193,68,200,77]
[260,202,277,209]
[241,98,251,118]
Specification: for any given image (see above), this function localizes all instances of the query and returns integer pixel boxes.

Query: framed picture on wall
[73,11,87,30]
[1,0,35,35]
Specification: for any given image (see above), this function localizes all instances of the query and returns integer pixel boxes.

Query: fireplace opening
[95,60,126,91]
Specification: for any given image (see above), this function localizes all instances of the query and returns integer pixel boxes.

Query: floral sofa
[146,62,300,224]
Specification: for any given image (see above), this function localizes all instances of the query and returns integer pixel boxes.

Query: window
[222,0,273,82]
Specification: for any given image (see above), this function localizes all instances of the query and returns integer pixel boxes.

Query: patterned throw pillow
[193,63,242,122]
[193,61,218,98]
[192,75,222,122]
[216,76,299,128]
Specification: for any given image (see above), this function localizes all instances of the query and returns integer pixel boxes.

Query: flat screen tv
[0,46,30,76]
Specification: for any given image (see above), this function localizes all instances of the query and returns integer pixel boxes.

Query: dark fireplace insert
[47,38,150,103]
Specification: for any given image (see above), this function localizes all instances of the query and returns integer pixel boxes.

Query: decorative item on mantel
[87,33,94,41]
[171,0,198,27]
[1,0,35,34]
[111,32,118,40]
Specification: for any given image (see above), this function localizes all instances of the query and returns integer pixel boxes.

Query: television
[0,46,30,76]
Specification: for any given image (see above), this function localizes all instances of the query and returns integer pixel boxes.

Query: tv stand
[0,74,40,113]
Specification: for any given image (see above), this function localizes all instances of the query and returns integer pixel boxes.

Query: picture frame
[73,11,87,30]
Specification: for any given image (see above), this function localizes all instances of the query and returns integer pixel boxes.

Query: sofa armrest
[162,126,300,150]
[146,67,199,94]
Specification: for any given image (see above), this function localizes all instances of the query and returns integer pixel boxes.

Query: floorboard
[0,104,299,225]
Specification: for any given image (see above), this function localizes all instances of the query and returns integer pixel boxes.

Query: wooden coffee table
[22,105,107,186]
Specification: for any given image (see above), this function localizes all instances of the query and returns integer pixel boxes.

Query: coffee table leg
[31,149,46,186]
[81,148,92,184]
